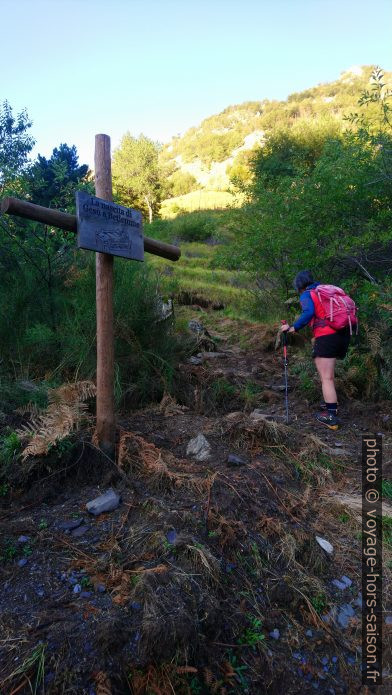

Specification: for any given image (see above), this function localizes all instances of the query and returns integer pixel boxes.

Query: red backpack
[310,284,358,335]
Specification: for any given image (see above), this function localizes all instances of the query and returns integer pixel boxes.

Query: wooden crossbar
[1,196,181,262]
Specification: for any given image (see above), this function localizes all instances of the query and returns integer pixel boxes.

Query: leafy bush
[149,211,218,243]
[58,256,187,407]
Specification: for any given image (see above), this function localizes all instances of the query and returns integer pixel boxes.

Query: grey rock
[332,579,347,590]
[187,356,204,365]
[269,629,280,640]
[166,529,177,544]
[340,575,352,588]
[86,488,121,516]
[71,524,90,538]
[322,607,337,624]
[186,433,211,461]
[334,441,344,447]
[316,536,333,554]
[200,351,228,359]
[328,448,351,457]
[18,558,28,567]
[58,518,83,531]
[73,584,81,594]
[18,380,40,392]
[188,320,205,334]
[18,535,30,543]
[227,453,247,467]
[337,603,355,629]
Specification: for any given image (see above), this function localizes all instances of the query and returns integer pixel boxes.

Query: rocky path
[0,319,391,694]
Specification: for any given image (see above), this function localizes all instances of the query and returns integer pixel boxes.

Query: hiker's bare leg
[314,357,337,403]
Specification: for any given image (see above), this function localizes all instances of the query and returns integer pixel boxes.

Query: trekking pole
[281,320,289,424]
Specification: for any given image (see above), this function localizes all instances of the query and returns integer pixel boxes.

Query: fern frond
[18,381,95,460]
[15,402,45,418]
[94,671,112,695]
[365,326,382,356]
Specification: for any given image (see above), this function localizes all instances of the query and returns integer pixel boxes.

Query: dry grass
[221,412,291,450]
[118,431,208,494]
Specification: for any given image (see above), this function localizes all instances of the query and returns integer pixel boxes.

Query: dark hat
[293,270,314,292]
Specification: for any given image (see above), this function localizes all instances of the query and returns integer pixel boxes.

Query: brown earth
[0,318,391,695]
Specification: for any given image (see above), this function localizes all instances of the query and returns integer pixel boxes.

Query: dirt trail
[0,319,391,694]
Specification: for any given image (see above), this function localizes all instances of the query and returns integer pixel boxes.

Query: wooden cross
[1,134,180,457]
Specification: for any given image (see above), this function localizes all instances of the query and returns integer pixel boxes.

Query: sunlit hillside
[159,65,392,208]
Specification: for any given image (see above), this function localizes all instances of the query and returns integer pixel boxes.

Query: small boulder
[187,356,204,365]
[227,453,247,467]
[337,604,355,629]
[86,489,121,516]
[186,434,211,461]
[315,536,333,555]
[328,448,351,458]
[166,529,177,544]
[58,518,84,531]
[340,575,352,588]
[71,524,90,538]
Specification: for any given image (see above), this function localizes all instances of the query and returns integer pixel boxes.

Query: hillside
[160,65,392,213]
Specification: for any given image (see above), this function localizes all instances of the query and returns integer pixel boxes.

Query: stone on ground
[186,433,211,461]
[86,489,121,516]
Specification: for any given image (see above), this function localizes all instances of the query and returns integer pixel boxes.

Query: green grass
[382,480,392,501]
[160,189,242,217]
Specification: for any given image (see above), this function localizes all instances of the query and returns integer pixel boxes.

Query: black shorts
[312,328,351,359]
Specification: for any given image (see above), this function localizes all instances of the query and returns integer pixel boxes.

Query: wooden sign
[75,191,144,261]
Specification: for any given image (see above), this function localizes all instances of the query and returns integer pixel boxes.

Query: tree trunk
[145,195,153,224]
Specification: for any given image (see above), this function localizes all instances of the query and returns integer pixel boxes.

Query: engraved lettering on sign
[76,192,144,261]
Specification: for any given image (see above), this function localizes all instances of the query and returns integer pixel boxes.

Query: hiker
[281,270,357,430]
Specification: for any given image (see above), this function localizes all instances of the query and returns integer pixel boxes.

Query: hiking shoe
[315,411,341,430]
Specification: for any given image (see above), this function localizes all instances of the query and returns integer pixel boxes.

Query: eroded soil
[0,319,391,694]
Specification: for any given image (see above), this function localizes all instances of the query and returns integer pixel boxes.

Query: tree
[112,134,163,223]
[0,100,34,194]
[0,142,90,335]
[169,170,198,197]
[27,143,90,210]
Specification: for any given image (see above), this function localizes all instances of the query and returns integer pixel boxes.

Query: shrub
[58,256,187,407]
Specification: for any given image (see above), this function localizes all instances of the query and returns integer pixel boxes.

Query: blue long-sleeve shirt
[292,282,320,331]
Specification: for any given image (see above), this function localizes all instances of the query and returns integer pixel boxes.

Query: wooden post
[94,134,115,457]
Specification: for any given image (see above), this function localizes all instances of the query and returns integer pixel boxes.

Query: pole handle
[281,320,288,346]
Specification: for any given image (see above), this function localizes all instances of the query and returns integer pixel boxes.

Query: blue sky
[2,0,391,169]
